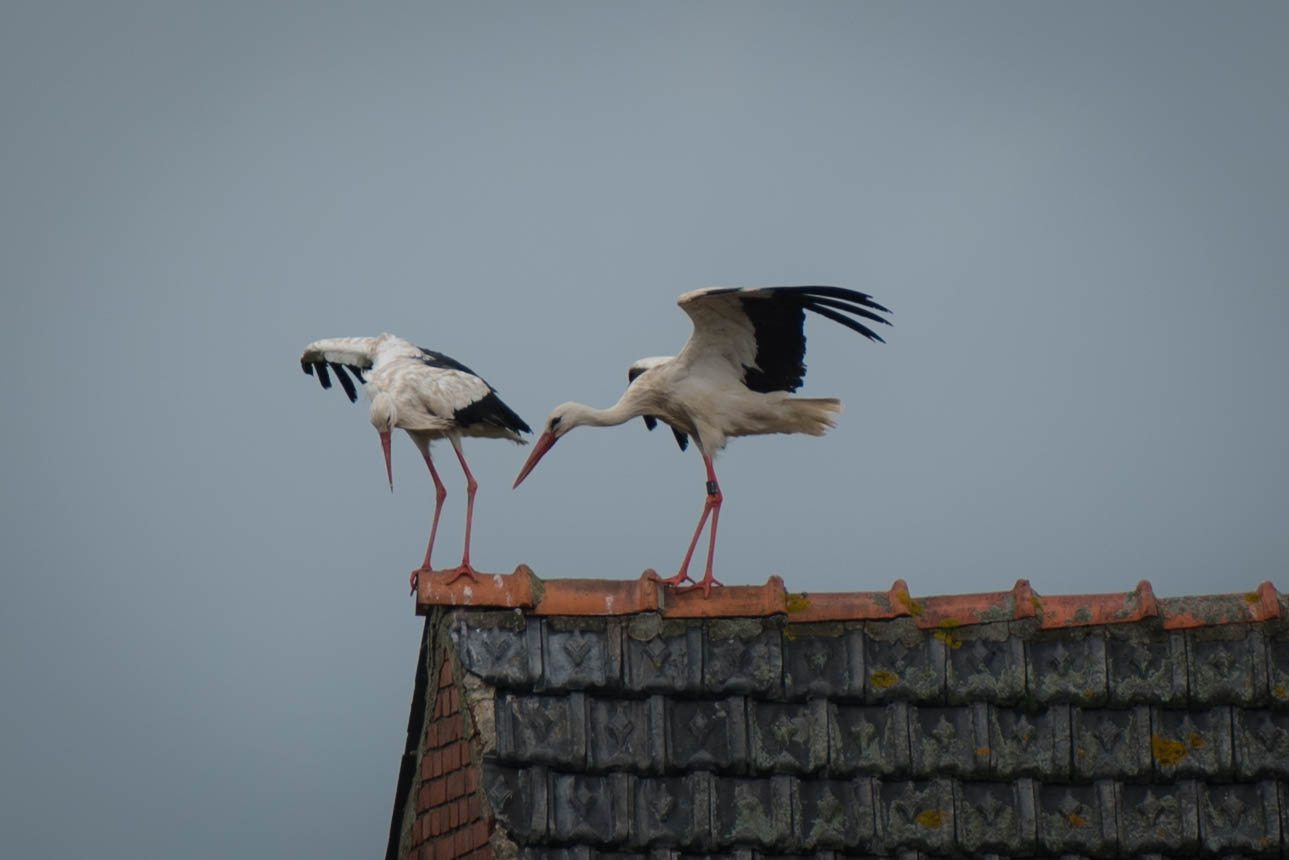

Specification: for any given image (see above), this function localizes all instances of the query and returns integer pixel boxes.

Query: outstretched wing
[675,286,891,394]
[300,337,377,403]
[626,357,689,451]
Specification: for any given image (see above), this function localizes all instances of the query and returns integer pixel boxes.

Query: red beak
[379,431,393,491]
[513,431,557,489]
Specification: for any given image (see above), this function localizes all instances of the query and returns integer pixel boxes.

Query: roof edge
[415,568,1283,630]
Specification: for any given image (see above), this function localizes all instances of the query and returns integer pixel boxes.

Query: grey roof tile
[711,775,794,850]
[1036,781,1117,857]
[782,624,864,701]
[827,702,911,777]
[1188,627,1270,706]
[705,619,784,697]
[588,695,665,773]
[666,696,748,773]
[1026,632,1108,706]
[1233,708,1289,780]
[624,616,704,695]
[1267,637,1289,708]
[989,705,1072,781]
[1150,705,1234,781]
[953,778,1039,855]
[451,610,541,688]
[485,761,548,842]
[630,773,710,850]
[551,772,632,845]
[796,777,875,851]
[872,778,956,855]
[540,617,623,692]
[945,628,1026,705]
[1072,705,1152,781]
[863,626,946,703]
[496,691,587,768]
[1198,780,1282,856]
[1105,628,1188,706]
[1115,781,1200,855]
[908,702,991,778]
[749,700,828,774]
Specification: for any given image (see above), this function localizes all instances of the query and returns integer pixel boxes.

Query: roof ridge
[415,567,1283,630]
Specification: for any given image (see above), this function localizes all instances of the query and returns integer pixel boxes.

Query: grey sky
[2,1,1286,856]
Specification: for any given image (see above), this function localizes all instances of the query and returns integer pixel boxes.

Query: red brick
[444,740,461,771]
[467,794,481,820]
[447,770,464,800]
[450,799,461,829]
[428,808,442,837]
[439,715,461,744]
[425,720,438,748]
[439,657,453,688]
[471,819,491,849]
[455,829,472,857]
[417,783,432,811]
[447,687,460,712]
[429,777,447,807]
[433,835,456,860]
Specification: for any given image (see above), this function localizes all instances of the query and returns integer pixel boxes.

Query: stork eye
[550,415,563,429]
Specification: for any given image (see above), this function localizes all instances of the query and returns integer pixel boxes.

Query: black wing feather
[314,361,332,389]
[329,363,359,402]
[672,428,689,451]
[418,348,479,376]
[643,415,658,431]
[453,391,532,436]
[736,286,891,393]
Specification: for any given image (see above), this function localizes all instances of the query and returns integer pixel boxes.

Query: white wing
[674,286,891,394]
[300,336,379,403]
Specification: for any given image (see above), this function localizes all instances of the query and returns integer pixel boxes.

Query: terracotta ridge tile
[416,566,1282,631]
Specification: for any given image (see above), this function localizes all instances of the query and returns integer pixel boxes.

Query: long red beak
[379,431,393,491]
[513,431,557,489]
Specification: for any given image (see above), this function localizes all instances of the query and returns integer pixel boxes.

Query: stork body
[513,286,891,595]
[301,333,530,590]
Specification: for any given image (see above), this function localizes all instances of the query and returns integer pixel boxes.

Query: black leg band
[706,480,719,496]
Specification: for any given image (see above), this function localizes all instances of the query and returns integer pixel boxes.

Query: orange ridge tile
[784,579,912,623]
[1159,580,1281,629]
[532,571,660,615]
[659,575,787,618]
[416,565,536,613]
[1029,579,1161,629]
[414,565,1282,631]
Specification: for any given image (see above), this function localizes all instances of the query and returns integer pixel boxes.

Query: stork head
[512,402,582,489]
[369,393,398,491]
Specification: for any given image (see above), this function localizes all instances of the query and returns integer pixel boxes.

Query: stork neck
[570,397,640,429]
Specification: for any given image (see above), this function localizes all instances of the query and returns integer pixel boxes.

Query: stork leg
[653,455,725,596]
[442,436,479,584]
[410,450,449,595]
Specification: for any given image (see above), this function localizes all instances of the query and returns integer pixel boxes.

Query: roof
[391,570,1289,859]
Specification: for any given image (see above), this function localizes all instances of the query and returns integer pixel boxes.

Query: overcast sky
[2,1,1286,856]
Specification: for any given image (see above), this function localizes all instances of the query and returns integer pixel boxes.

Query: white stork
[512,286,891,595]
[300,333,531,590]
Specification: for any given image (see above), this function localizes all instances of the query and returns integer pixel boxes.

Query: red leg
[442,437,479,584]
[410,450,448,595]
[653,455,724,595]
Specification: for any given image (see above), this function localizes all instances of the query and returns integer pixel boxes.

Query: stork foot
[442,563,479,585]
[410,567,430,596]
[674,574,725,598]
[649,569,696,589]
